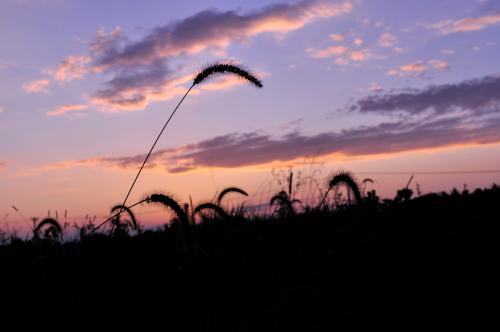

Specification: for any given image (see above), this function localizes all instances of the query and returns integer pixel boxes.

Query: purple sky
[1,0,500,231]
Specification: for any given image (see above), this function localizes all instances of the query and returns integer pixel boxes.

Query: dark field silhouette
[1,184,500,331]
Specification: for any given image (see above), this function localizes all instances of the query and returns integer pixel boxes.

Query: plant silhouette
[270,190,301,217]
[92,61,262,233]
[217,186,249,205]
[320,170,362,207]
[193,202,229,222]
[34,217,62,241]
[145,193,193,254]
[109,204,138,236]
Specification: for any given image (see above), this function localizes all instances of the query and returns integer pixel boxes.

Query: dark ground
[1,186,499,331]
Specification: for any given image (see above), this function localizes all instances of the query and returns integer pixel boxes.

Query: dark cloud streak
[353,75,500,115]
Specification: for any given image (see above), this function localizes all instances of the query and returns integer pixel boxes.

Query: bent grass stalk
[92,61,262,234]
[145,193,193,255]
[192,202,229,222]
[270,191,298,216]
[217,186,249,205]
[110,204,138,234]
[320,171,362,207]
[34,217,63,240]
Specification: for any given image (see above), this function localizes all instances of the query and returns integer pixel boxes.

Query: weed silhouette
[321,170,362,207]
[93,61,262,233]
[217,186,249,205]
[270,190,301,217]
[34,217,62,241]
[193,61,263,88]
[109,204,138,236]
[193,202,229,222]
[145,193,193,255]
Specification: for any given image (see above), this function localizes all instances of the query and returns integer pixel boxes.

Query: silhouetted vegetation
[2,182,500,331]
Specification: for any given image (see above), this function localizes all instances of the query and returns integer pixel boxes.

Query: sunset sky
[1,0,500,231]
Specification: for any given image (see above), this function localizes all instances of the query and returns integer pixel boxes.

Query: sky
[1,0,500,232]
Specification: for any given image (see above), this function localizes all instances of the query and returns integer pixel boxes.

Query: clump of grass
[145,193,187,223]
[270,191,301,217]
[217,186,248,205]
[320,170,362,207]
[362,178,374,197]
[145,192,193,254]
[92,61,263,233]
[192,202,229,222]
[109,204,138,236]
[34,218,62,241]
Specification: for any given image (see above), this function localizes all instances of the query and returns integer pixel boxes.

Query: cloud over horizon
[34,74,500,174]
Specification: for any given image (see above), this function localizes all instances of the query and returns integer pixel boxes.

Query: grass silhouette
[109,204,138,235]
[270,190,301,217]
[33,217,62,241]
[145,192,193,254]
[1,184,500,330]
[93,61,262,234]
[217,186,249,205]
[320,170,362,207]
[193,202,229,222]
[193,61,263,88]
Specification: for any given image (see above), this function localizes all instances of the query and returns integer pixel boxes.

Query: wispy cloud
[377,31,397,48]
[432,14,500,35]
[56,0,349,112]
[306,45,348,58]
[35,116,500,174]
[307,29,382,66]
[307,44,374,64]
[91,0,353,71]
[47,104,88,117]
[49,55,90,82]
[353,75,500,116]
[387,59,449,77]
[34,75,500,174]
[22,79,50,93]
[0,106,4,113]
[329,33,345,41]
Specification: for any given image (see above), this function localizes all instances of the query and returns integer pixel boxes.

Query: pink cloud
[377,32,397,48]
[22,79,50,93]
[428,59,450,70]
[349,50,366,61]
[329,33,345,41]
[50,55,90,82]
[93,0,354,71]
[77,1,354,112]
[400,61,427,73]
[353,37,363,46]
[47,104,88,117]
[432,14,500,35]
[306,45,348,58]
[387,60,450,77]
[34,75,500,175]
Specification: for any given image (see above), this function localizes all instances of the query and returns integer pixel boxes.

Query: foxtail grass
[110,204,138,235]
[217,186,248,205]
[144,192,193,255]
[270,191,300,217]
[92,61,262,233]
[320,171,362,207]
[34,217,62,241]
[193,202,229,222]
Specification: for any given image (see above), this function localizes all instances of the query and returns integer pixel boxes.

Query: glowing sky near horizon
[1,0,500,231]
